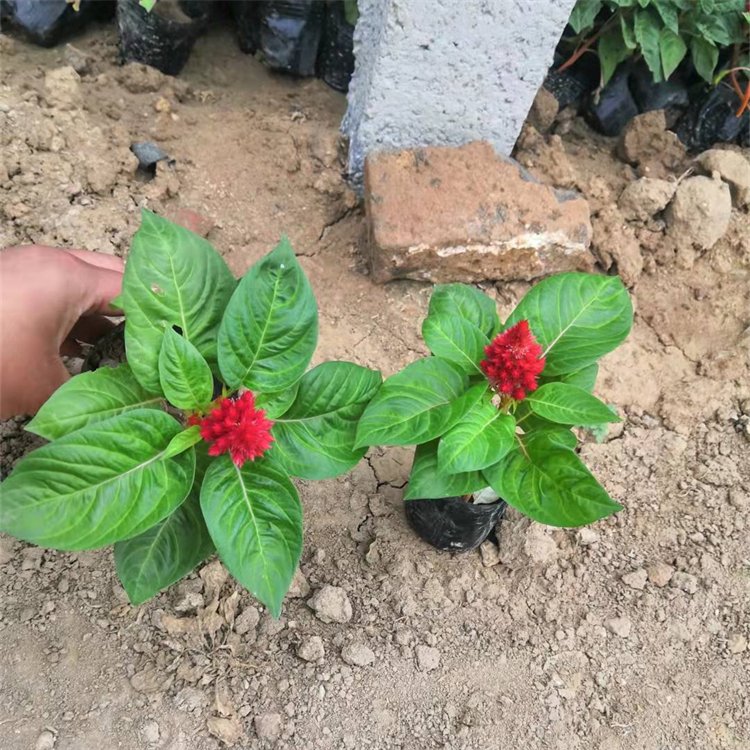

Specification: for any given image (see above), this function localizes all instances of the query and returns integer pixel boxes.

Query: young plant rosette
[0,211,381,616]
[355,274,633,529]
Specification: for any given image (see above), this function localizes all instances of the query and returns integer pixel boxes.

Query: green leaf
[659,27,687,79]
[139,0,157,10]
[122,210,236,393]
[427,284,499,338]
[354,358,469,448]
[483,432,621,526]
[505,273,632,376]
[568,0,604,33]
[26,364,162,441]
[404,441,488,500]
[437,398,516,474]
[598,24,630,85]
[620,14,637,49]
[164,425,202,460]
[343,0,359,25]
[635,8,664,82]
[422,314,489,375]
[272,362,382,479]
[690,37,719,83]
[114,489,214,606]
[0,410,195,550]
[159,328,214,410]
[218,238,318,393]
[527,382,620,425]
[255,383,300,419]
[653,0,679,33]
[200,455,302,618]
[556,363,599,392]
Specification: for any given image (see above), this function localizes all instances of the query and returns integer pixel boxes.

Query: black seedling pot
[1,0,115,48]
[117,0,210,76]
[404,495,507,553]
[316,1,355,93]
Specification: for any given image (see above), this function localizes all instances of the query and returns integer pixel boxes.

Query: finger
[68,315,116,345]
[74,262,125,316]
[65,249,125,273]
[0,352,70,419]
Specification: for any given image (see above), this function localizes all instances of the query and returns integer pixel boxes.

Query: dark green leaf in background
[404,440,488,500]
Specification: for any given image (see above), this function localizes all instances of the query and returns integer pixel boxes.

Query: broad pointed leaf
[483,432,621,526]
[26,364,163,440]
[164,426,203,459]
[114,490,214,606]
[427,284,499,338]
[272,362,382,479]
[404,440,488,500]
[256,383,300,419]
[438,398,516,474]
[218,238,318,393]
[659,28,687,80]
[527,382,620,425]
[0,409,195,550]
[505,273,632,376]
[634,8,664,82]
[422,314,488,375]
[355,358,470,448]
[200,455,302,617]
[122,210,236,393]
[568,0,603,33]
[158,327,214,410]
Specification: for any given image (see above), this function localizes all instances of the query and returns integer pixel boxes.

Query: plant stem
[557,14,618,73]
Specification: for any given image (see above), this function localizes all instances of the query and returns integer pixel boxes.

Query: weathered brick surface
[364,141,594,283]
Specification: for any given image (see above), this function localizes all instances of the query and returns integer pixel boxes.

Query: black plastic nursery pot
[404,494,507,553]
[116,0,210,76]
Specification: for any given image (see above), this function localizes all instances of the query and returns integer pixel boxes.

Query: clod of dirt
[647,562,674,587]
[308,585,353,624]
[696,149,750,209]
[341,642,375,667]
[117,62,168,93]
[527,87,559,133]
[207,715,243,746]
[670,571,699,595]
[479,540,501,567]
[666,176,732,252]
[43,66,82,110]
[297,635,325,662]
[34,730,56,750]
[254,712,283,742]
[140,720,160,745]
[591,205,643,286]
[618,178,676,222]
[605,617,632,638]
[287,568,311,598]
[415,644,441,672]
[234,605,260,636]
[728,634,748,654]
[621,568,648,591]
[618,110,687,179]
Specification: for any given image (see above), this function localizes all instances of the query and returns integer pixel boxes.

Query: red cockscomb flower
[190,391,274,468]
[480,320,546,401]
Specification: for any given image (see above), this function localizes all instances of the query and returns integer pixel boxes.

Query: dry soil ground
[1,21,749,750]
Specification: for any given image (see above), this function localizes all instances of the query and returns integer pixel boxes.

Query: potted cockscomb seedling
[355,274,633,551]
[0,211,381,616]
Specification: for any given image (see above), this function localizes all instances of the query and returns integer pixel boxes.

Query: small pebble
[670,572,698,595]
[621,568,647,591]
[35,730,56,750]
[341,642,375,667]
[297,636,325,663]
[647,562,674,588]
[254,712,283,742]
[728,634,747,654]
[605,617,632,638]
[415,645,440,672]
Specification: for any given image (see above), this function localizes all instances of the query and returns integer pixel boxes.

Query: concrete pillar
[343,0,578,188]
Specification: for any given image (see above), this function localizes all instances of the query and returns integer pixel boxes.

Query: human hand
[0,246,124,418]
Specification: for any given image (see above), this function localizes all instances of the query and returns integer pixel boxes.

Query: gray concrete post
[342,0,578,188]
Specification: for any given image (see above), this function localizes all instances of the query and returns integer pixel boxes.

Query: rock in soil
[415,645,441,672]
[34,731,56,750]
[254,712,283,743]
[297,635,325,663]
[618,178,676,222]
[605,617,632,638]
[43,66,82,110]
[364,141,594,283]
[207,715,243,746]
[622,568,648,590]
[695,149,750,209]
[341,642,375,667]
[647,562,675,587]
[618,110,687,179]
[666,176,732,251]
[308,585,353,624]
